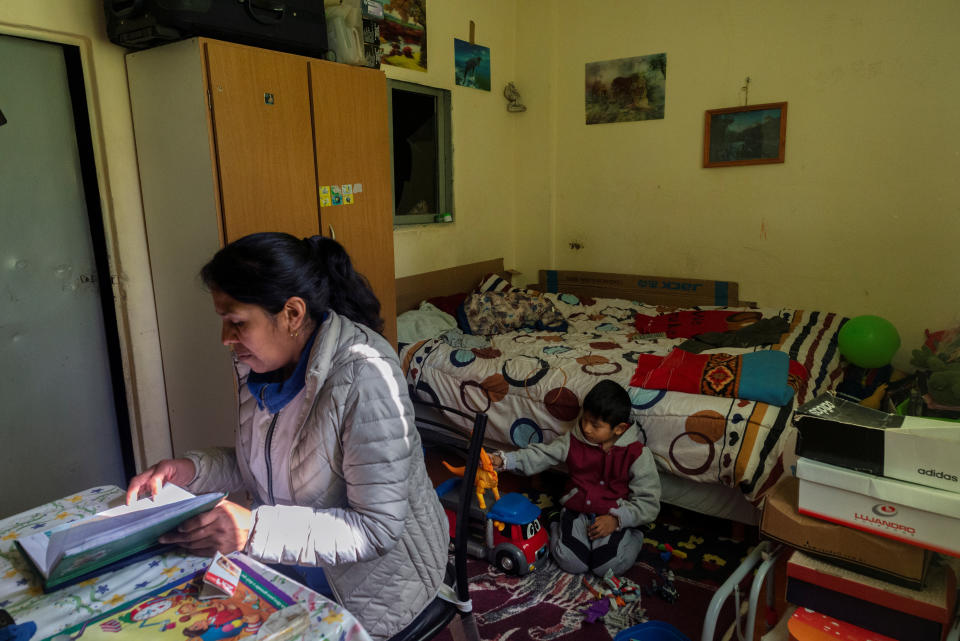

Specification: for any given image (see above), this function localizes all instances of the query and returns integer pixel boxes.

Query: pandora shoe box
[796,457,960,557]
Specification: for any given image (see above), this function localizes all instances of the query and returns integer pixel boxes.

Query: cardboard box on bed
[785,549,957,641]
[761,476,931,589]
[794,393,960,493]
[796,457,960,558]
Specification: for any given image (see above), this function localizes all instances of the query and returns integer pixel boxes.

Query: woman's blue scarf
[246,326,320,414]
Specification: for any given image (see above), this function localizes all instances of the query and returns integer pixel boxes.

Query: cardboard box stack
[794,393,960,557]
[762,477,932,588]
[759,392,960,641]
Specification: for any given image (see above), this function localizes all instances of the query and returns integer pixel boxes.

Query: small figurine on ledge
[836,315,902,409]
[503,82,527,112]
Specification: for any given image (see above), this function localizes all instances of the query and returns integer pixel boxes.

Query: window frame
[387,79,453,226]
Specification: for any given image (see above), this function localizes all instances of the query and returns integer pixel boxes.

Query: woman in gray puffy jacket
[126,232,449,640]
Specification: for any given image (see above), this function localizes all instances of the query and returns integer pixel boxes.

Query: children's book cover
[42,558,293,640]
[17,484,225,591]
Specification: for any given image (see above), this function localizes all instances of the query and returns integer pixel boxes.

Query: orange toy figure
[443,449,501,509]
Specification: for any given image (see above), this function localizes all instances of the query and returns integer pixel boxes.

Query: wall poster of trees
[703,102,788,168]
[379,0,427,72]
[585,53,666,125]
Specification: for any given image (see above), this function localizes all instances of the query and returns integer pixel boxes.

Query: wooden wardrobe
[127,38,396,455]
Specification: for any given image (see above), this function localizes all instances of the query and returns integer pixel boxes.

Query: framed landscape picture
[703,102,787,167]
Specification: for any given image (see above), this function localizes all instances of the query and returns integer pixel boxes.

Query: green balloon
[838,315,901,368]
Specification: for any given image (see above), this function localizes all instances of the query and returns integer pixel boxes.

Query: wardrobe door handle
[328,224,336,240]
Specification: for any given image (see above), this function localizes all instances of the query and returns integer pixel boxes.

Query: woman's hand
[587,514,619,540]
[125,458,197,505]
[159,499,252,557]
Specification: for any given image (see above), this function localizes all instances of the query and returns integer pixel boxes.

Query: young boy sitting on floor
[490,379,661,576]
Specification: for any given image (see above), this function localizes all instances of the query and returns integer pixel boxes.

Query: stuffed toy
[912,345,960,407]
[911,339,960,407]
[927,368,960,407]
[912,344,949,371]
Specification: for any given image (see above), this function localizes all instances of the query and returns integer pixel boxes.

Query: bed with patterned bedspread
[400,291,846,504]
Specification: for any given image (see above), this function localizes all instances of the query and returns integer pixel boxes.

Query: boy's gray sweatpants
[549,508,644,576]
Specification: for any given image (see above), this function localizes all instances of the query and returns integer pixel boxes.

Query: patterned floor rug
[445,557,645,641]
[424,451,758,641]
[435,505,757,641]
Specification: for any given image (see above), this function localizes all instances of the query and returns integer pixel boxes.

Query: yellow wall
[388,0,524,279]
[529,0,960,367]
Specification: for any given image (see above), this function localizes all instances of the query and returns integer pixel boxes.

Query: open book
[16,484,225,591]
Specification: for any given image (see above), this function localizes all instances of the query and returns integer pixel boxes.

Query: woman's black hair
[200,232,384,333]
[582,379,632,428]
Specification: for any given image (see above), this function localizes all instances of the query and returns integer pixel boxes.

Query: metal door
[0,35,128,516]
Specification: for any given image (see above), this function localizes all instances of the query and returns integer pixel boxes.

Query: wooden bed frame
[535,269,747,308]
[395,261,749,313]
[395,258,506,314]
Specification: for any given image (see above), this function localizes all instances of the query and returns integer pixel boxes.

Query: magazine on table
[38,554,305,640]
[16,484,225,591]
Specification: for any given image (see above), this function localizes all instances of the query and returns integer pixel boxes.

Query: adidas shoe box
[795,393,960,493]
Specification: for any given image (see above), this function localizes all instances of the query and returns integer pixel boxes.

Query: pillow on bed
[475,272,514,294]
[461,290,568,336]
[397,302,458,344]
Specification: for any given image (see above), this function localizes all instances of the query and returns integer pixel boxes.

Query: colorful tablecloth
[0,485,372,640]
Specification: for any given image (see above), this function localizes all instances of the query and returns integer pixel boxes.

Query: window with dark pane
[388,80,452,225]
